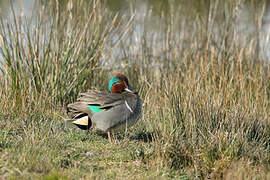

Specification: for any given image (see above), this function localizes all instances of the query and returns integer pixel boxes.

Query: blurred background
[1,0,270,63]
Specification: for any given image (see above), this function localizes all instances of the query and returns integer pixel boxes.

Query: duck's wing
[67,101,94,119]
[78,90,125,109]
[67,90,126,119]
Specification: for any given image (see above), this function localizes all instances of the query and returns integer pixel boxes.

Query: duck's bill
[125,87,137,94]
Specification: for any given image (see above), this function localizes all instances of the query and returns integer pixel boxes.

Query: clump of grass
[116,1,270,178]
[0,0,131,108]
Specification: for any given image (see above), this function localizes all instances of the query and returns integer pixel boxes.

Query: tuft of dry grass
[0,0,269,179]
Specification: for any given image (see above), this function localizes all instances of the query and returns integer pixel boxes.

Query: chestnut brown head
[108,73,136,94]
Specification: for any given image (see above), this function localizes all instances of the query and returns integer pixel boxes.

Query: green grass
[0,0,270,179]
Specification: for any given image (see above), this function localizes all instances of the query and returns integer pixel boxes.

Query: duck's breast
[92,94,142,132]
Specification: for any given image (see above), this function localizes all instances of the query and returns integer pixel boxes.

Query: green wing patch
[88,105,103,113]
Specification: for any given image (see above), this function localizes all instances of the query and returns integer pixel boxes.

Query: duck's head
[108,73,136,94]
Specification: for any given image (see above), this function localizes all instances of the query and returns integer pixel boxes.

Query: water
[0,0,270,62]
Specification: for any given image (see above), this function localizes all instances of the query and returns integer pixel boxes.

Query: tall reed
[0,1,131,111]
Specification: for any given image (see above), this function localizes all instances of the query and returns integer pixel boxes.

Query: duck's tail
[64,115,91,130]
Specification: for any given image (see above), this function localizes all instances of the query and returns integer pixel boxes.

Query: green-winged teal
[66,73,142,141]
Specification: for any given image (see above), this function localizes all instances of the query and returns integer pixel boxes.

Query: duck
[66,73,142,142]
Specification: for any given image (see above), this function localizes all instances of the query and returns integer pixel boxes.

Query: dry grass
[0,0,269,179]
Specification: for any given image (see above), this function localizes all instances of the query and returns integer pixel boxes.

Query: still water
[0,0,270,62]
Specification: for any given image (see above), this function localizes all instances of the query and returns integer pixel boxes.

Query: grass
[0,0,270,179]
